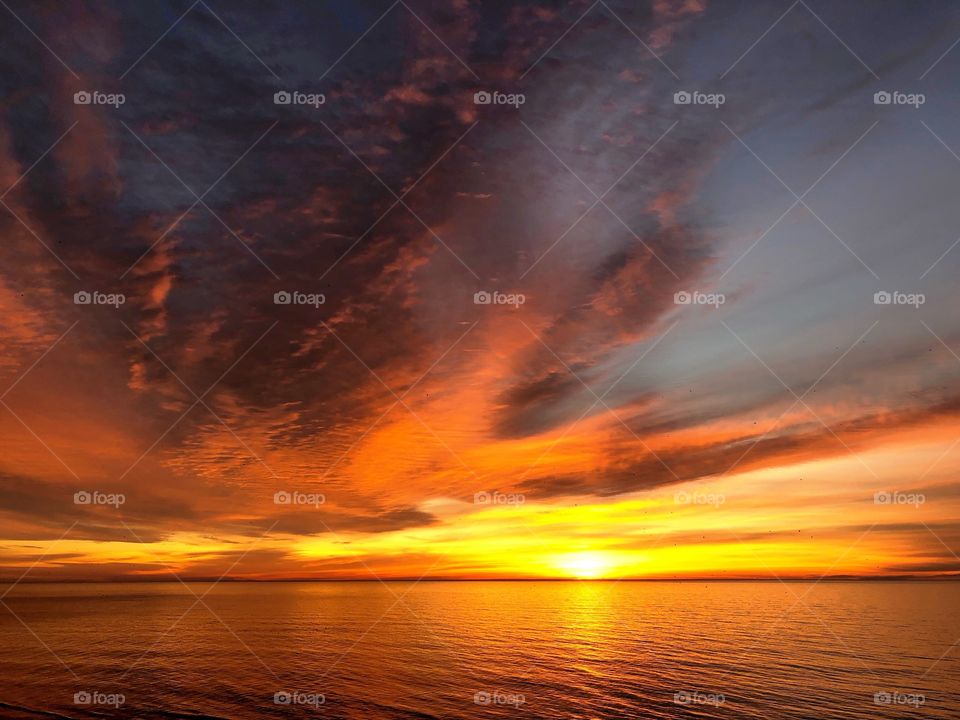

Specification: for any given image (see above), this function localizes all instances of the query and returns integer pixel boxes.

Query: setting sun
[556,551,615,579]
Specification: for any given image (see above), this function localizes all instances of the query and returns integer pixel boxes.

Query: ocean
[0,581,957,718]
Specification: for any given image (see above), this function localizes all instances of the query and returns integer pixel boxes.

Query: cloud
[1,0,959,580]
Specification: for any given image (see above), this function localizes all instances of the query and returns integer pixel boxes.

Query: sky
[1,0,960,581]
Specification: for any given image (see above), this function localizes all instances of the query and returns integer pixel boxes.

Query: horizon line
[4,574,960,584]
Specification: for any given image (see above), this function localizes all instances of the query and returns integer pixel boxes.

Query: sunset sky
[1,0,960,581]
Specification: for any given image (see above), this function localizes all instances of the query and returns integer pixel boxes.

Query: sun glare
[557,551,613,579]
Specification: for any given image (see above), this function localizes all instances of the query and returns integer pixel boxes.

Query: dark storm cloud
[1,0,715,472]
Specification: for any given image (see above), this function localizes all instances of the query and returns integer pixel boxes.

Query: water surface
[0,581,957,718]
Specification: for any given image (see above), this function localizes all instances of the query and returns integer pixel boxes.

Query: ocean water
[0,581,957,718]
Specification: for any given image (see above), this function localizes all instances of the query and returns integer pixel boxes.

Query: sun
[556,551,614,579]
